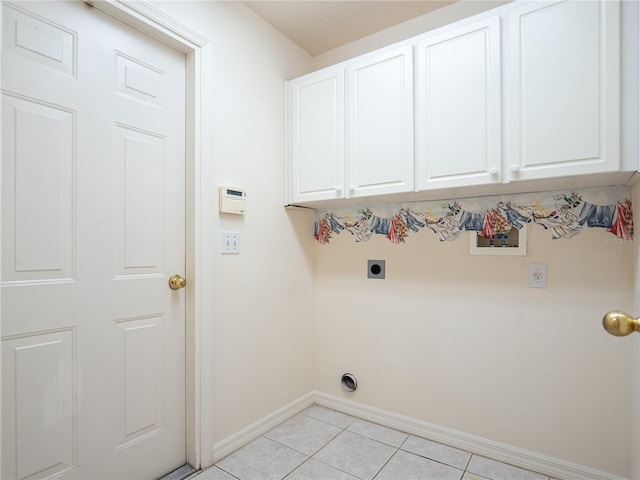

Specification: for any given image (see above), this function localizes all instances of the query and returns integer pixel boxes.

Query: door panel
[2,329,76,480]
[115,52,165,107]
[114,315,165,449]
[2,93,75,284]
[2,4,77,78]
[115,125,165,277]
[1,2,186,478]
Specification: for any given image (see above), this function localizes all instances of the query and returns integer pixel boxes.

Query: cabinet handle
[348,185,355,193]
[510,164,520,173]
[335,186,342,194]
[489,167,498,176]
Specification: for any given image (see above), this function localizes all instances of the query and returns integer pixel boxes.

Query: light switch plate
[222,231,239,254]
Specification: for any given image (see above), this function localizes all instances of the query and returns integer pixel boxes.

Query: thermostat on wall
[219,186,246,214]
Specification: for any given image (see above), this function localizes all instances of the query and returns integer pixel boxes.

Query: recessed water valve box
[470,227,527,256]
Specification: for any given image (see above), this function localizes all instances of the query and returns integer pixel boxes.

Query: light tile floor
[193,405,556,480]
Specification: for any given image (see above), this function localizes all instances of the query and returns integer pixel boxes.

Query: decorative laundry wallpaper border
[313,186,634,244]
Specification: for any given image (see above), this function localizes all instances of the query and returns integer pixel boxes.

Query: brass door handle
[603,310,640,336]
[168,274,187,290]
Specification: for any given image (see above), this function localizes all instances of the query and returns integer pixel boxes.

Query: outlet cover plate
[529,263,547,288]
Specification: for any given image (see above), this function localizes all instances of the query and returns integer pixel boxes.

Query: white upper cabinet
[506,0,620,181]
[285,0,631,206]
[347,44,414,198]
[416,15,502,190]
[287,66,345,203]
[286,44,413,204]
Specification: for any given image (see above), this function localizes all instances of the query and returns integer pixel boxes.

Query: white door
[1,2,187,479]
[287,65,345,204]
[416,15,501,190]
[506,0,620,181]
[347,44,414,199]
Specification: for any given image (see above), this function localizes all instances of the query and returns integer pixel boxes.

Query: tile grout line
[213,463,243,480]
[317,413,363,478]
[299,407,357,430]
[463,452,474,475]
[307,410,405,480]
[289,408,364,479]
[370,444,402,480]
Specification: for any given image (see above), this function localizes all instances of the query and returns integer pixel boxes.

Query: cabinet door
[347,44,414,198]
[416,15,502,190]
[507,0,620,181]
[287,66,345,203]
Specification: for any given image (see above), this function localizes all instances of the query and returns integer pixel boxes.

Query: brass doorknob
[168,274,187,290]
[603,310,640,336]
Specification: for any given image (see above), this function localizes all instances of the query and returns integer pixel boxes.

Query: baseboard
[211,392,315,462]
[313,392,627,480]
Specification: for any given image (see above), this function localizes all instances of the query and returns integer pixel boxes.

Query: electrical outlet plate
[222,231,239,254]
[529,263,547,288]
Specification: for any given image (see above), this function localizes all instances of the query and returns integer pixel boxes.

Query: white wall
[314,226,634,478]
[310,3,636,477]
[153,1,316,445]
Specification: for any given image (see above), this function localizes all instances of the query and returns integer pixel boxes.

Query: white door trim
[87,0,215,470]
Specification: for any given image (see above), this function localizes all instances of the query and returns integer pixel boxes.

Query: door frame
[87,0,215,470]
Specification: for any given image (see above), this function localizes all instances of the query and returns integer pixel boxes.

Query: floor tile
[285,458,360,480]
[401,435,471,469]
[375,450,464,480]
[216,436,307,480]
[462,473,492,480]
[193,466,238,480]
[314,430,396,480]
[467,456,548,480]
[347,419,408,447]
[265,414,341,455]
[207,406,549,480]
[301,405,355,428]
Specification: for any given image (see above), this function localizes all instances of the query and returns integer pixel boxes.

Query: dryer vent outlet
[367,260,385,279]
[341,373,357,392]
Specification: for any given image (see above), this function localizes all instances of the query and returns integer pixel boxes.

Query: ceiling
[243,1,458,56]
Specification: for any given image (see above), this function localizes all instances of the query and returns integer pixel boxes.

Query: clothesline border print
[313,189,634,244]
